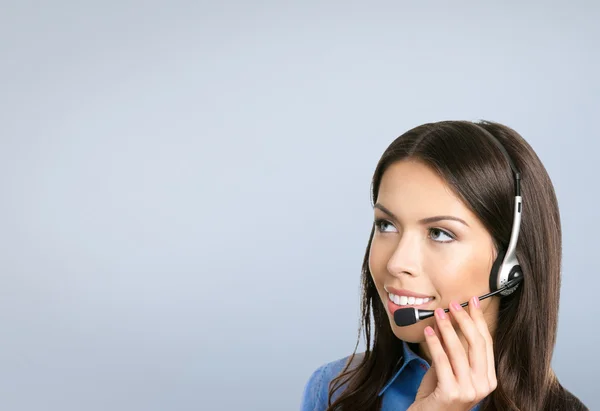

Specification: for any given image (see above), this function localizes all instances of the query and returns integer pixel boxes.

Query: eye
[428,228,455,243]
[374,218,397,233]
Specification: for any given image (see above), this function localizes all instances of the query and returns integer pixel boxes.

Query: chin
[387,315,433,343]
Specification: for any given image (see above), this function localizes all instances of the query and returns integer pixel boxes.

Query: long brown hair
[325,121,587,410]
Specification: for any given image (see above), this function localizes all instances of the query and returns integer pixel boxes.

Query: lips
[386,287,434,299]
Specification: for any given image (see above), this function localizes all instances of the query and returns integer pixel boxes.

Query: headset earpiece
[489,248,522,296]
[502,265,523,296]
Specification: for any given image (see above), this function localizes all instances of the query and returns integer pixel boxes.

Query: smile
[387,292,435,307]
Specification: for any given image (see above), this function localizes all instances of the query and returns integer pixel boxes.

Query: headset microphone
[393,276,522,327]
[393,128,524,328]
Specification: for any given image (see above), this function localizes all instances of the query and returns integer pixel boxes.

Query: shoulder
[538,379,589,411]
[300,352,365,411]
[555,386,589,411]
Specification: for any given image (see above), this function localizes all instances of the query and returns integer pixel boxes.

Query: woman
[300,121,588,411]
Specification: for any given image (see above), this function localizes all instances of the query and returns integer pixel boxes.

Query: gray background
[1,1,598,410]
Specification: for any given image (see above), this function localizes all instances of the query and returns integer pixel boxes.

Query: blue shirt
[300,340,482,411]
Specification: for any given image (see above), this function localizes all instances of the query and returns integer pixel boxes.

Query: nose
[386,232,421,278]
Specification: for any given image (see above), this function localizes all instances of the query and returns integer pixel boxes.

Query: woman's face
[369,159,500,343]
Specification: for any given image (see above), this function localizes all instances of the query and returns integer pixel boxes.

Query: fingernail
[435,308,447,320]
[472,296,480,308]
[451,301,462,311]
[425,326,435,336]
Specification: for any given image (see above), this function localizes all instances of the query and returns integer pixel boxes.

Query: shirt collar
[377,340,429,396]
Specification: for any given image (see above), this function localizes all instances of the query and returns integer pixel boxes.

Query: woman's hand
[408,296,498,411]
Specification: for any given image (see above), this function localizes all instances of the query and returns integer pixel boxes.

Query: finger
[468,296,497,390]
[433,318,451,369]
[423,324,456,389]
[449,299,488,380]
[434,307,471,385]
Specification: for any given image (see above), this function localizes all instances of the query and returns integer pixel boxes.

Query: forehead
[377,159,470,218]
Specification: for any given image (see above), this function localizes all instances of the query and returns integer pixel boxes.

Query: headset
[394,129,524,327]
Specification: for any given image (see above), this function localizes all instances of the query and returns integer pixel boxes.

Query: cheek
[368,240,391,282]
[427,244,493,299]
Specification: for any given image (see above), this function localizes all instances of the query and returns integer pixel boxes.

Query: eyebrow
[373,203,470,227]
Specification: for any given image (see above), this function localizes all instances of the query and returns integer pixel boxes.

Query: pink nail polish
[435,308,447,320]
[472,296,480,308]
[451,301,462,310]
[425,326,435,336]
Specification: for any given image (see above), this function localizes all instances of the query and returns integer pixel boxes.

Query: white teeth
[389,293,433,306]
